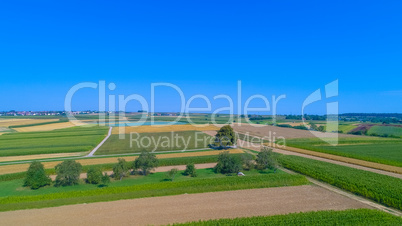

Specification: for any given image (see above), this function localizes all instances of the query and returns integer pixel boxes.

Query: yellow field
[14,121,87,132]
[0,119,58,128]
[113,124,220,134]
[0,153,86,163]
[0,149,244,175]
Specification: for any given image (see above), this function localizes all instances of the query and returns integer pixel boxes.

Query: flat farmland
[0,126,109,157]
[0,119,59,128]
[112,124,219,134]
[14,121,88,132]
[96,131,214,155]
[285,137,402,167]
[368,125,402,138]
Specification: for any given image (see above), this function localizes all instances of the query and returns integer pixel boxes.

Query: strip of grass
[172,209,402,225]
[368,126,402,138]
[284,137,402,167]
[278,154,402,210]
[0,126,109,156]
[96,131,213,155]
[0,170,308,211]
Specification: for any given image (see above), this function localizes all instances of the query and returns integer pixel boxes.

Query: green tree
[133,151,159,176]
[241,153,255,170]
[101,173,111,186]
[214,125,237,148]
[86,167,103,184]
[55,160,82,186]
[24,161,51,189]
[256,147,278,171]
[183,162,197,177]
[113,158,130,180]
[214,151,242,174]
[166,168,178,181]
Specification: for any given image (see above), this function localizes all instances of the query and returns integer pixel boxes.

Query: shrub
[101,173,111,186]
[55,160,82,186]
[241,153,255,170]
[256,147,277,171]
[86,167,103,184]
[183,163,197,177]
[24,161,51,189]
[165,168,179,181]
[214,151,242,175]
[113,158,130,180]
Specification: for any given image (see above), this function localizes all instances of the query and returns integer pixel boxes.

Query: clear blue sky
[0,1,401,114]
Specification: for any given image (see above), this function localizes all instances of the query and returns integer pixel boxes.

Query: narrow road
[86,127,112,157]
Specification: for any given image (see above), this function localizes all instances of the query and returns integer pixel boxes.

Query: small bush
[183,163,197,177]
[86,167,103,184]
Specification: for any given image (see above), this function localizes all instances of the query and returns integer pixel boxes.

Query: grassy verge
[0,170,308,211]
[278,154,402,210]
[171,209,402,225]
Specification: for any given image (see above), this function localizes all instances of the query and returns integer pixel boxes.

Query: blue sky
[0,1,401,114]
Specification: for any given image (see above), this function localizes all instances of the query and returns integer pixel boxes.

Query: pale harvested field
[112,124,219,134]
[0,185,371,225]
[232,123,357,139]
[0,119,58,127]
[0,153,85,163]
[278,122,307,127]
[0,149,244,175]
[14,121,87,132]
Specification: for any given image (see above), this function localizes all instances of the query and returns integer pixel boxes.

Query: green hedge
[278,154,402,210]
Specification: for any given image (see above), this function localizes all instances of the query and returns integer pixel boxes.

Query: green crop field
[285,137,402,167]
[96,131,214,155]
[278,154,402,210]
[0,126,109,157]
[174,209,402,225]
[0,168,308,211]
[338,124,358,133]
[368,125,402,138]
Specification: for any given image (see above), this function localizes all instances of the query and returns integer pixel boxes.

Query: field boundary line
[86,127,112,157]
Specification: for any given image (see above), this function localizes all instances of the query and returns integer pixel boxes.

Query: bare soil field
[0,119,58,128]
[0,149,244,175]
[14,121,87,132]
[112,124,219,134]
[0,185,371,225]
[232,123,357,139]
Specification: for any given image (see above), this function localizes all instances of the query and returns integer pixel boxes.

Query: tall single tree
[24,161,51,189]
[133,151,159,176]
[55,160,82,186]
[214,125,237,148]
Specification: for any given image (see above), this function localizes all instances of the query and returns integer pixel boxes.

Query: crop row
[277,154,402,210]
[172,209,402,225]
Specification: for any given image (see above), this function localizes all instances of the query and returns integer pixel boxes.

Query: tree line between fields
[23,125,278,190]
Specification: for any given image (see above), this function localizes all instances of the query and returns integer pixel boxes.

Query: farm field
[14,121,88,132]
[0,118,59,128]
[0,169,309,211]
[0,187,377,225]
[368,125,402,138]
[112,124,219,134]
[96,131,214,155]
[176,209,402,226]
[278,154,402,210]
[285,137,402,167]
[0,126,109,157]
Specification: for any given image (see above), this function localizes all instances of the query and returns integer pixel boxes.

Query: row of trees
[214,147,278,175]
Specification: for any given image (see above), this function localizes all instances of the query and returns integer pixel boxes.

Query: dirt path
[86,127,112,157]
[49,163,217,180]
[0,185,371,226]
